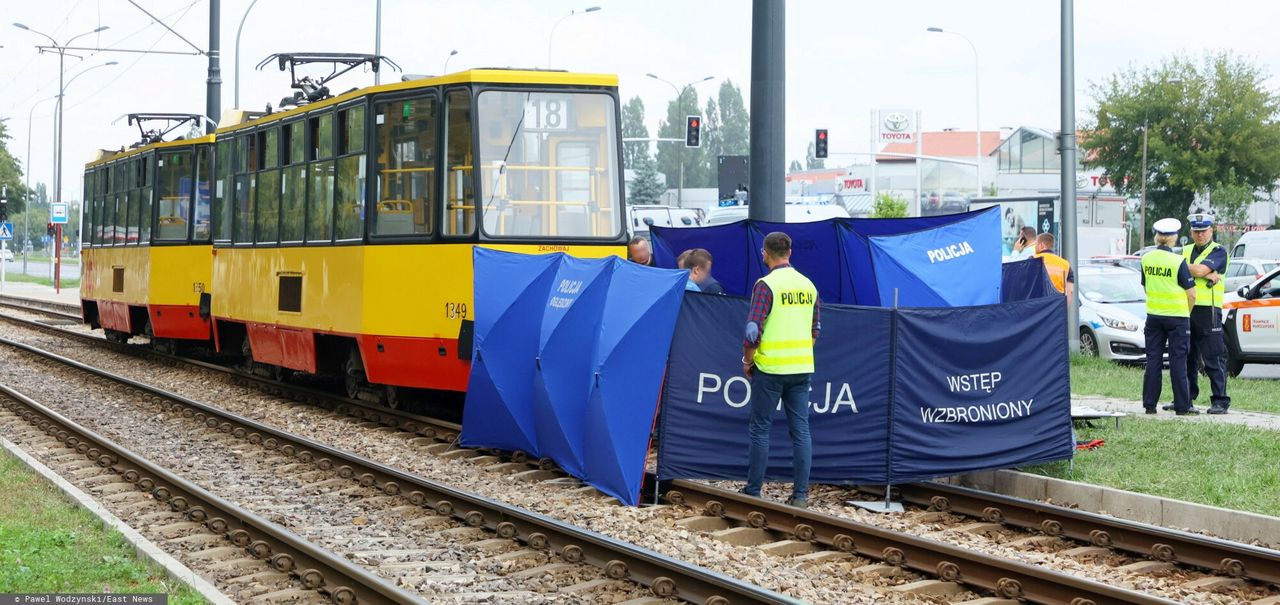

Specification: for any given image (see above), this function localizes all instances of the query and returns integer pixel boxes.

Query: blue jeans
[744,370,812,499]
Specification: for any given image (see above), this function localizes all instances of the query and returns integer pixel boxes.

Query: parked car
[1083,255,1142,273]
[1077,264,1148,361]
[628,205,703,240]
[0,248,13,262]
[703,203,849,226]
[1222,257,1280,294]
[1231,230,1280,259]
[1223,265,1280,376]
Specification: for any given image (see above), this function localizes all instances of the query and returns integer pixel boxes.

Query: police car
[1222,264,1280,376]
[1077,264,1148,361]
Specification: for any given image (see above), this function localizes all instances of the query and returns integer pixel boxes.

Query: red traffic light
[690,119,699,128]
[818,131,827,140]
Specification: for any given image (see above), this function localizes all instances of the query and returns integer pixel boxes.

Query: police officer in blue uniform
[1142,218,1198,415]
[1163,213,1232,414]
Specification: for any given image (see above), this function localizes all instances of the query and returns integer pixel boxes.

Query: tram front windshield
[476,91,621,240]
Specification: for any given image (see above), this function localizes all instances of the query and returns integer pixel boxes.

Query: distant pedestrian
[741,232,820,508]
[628,236,654,266]
[1010,226,1038,260]
[1034,233,1075,299]
[1142,218,1197,416]
[680,248,725,294]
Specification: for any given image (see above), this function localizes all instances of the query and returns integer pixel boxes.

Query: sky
[3,0,1280,203]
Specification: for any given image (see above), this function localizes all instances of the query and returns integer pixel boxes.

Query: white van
[1231,230,1280,259]
[703,203,851,226]
[628,205,703,239]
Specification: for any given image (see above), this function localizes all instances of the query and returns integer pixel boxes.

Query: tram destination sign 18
[50,203,69,224]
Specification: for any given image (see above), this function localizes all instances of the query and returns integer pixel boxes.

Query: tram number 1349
[445,302,469,320]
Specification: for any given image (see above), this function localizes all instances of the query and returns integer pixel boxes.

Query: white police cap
[1153,217,1181,235]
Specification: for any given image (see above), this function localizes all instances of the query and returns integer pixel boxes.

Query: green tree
[621,96,650,170]
[871,192,908,218]
[629,153,665,205]
[805,141,825,170]
[715,80,750,156]
[1082,53,1280,227]
[0,121,31,214]
[1207,174,1255,249]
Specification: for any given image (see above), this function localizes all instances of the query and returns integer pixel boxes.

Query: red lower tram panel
[95,300,133,333]
[233,321,470,392]
[358,335,470,392]
[149,304,211,340]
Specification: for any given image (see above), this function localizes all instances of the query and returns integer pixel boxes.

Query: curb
[1,435,236,605]
[948,468,1280,549]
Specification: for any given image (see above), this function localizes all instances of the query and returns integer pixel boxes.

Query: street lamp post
[14,22,109,290]
[23,96,57,273]
[443,49,458,74]
[927,27,981,195]
[646,73,714,207]
[547,6,600,68]
[235,0,261,108]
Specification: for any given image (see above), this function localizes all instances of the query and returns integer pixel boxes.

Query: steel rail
[0,334,799,605]
[4,301,1277,594]
[871,482,1280,586]
[662,480,1176,605]
[0,382,423,605]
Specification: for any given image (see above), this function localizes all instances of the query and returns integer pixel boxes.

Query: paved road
[1,256,81,280]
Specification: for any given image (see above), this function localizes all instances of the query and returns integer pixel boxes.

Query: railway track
[3,297,1280,603]
[0,332,799,605]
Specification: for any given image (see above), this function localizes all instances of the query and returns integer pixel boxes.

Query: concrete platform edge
[1,435,236,605]
[945,468,1280,548]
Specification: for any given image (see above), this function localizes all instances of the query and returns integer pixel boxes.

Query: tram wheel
[344,350,366,400]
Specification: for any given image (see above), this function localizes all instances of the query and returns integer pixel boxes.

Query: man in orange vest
[1034,233,1074,299]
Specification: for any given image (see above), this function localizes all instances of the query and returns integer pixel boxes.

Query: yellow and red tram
[81,126,215,346]
[82,69,627,404]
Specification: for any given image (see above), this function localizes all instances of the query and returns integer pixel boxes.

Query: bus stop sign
[51,203,69,224]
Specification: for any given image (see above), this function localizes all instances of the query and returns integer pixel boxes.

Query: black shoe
[738,487,759,498]
[1176,408,1200,416]
[1144,408,1157,415]
[1207,406,1228,415]
[1161,403,1176,411]
[785,496,808,508]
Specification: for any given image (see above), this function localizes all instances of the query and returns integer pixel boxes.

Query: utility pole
[749,0,784,222]
[1060,0,1080,352]
[207,0,221,132]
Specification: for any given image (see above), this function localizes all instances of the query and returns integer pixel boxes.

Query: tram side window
[443,89,474,236]
[281,162,306,243]
[307,160,335,242]
[213,139,234,242]
[156,151,192,241]
[374,96,438,237]
[194,146,212,241]
[311,113,334,161]
[127,188,140,246]
[234,134,254,244]
[256,168,281,244]
[284,121,305,165]
[141,154,154,245]
[264,127,280,169]
[334,155,365,241]
[82,172,94,247]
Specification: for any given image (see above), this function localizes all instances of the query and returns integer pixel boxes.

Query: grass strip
[0,272,81,289]
[0,448,207,601]
[1024,416,1280,517]
[1071,354,1280,414]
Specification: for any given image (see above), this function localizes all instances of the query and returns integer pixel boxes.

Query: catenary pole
[749,0,784,222]
[1060,0,1080,352]
[206,0,221,132]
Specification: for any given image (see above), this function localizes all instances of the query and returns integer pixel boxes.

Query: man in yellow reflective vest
[1171,213,1230,414]
[741,232,820,508]
[1142,218,1198,415]
[1034,233,1075,298]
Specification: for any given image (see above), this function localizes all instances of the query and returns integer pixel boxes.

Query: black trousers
[1144,314,1190,412]
[1186,306,1231,409]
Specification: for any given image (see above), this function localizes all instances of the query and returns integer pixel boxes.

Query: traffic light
[47,223,55,237]
[815,129,829,159]
[0,191,7,222]
[685,115,702,148]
